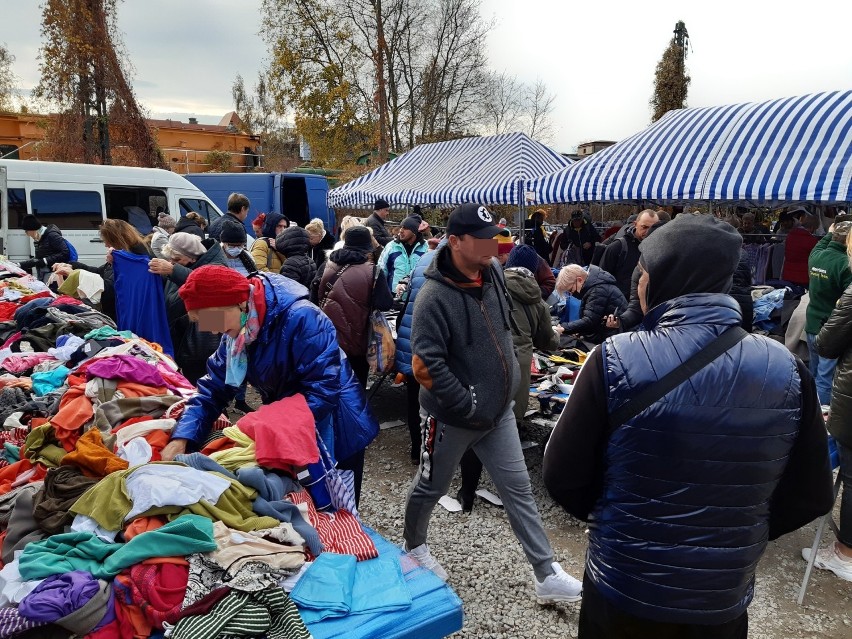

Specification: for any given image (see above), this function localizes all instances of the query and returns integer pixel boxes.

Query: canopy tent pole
[517,179,526,244]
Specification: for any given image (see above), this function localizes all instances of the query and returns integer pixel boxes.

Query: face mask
[225,246,242,257]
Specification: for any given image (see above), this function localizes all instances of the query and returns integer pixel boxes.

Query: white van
[0,159,224,263]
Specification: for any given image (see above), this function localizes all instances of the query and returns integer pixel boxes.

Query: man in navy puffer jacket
[544,214,834,638]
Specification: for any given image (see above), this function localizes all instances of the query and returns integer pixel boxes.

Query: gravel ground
[352,381,852,639]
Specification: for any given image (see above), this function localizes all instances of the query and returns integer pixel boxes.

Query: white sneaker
[802,543,852,582]
[534,561,583,604]
[405,543,449,582]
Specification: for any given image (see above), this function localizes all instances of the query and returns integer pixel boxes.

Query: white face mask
[225,246,243,257]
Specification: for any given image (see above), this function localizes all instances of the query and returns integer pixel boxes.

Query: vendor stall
[0,260,463,638]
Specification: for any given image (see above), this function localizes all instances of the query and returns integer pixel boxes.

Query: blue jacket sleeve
[171,336,236,445]
[288,304,342,423]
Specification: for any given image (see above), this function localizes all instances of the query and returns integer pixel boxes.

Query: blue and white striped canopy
[328,132,571,208]
[529,90,852,204]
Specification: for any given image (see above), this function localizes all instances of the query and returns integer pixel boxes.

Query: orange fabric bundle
[61,428,129,478]
[123,515,168,540]
[51,386,94,451]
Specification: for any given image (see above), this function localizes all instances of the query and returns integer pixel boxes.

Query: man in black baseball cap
[401,201,584,602]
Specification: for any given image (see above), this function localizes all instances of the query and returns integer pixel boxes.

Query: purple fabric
[86,354,167,387]
[0,607,43,638]
[18,570,100,623]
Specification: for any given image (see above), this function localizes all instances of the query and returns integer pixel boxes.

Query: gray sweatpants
[403,405,555,579]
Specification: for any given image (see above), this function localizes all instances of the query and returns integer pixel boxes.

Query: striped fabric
[288,490,378,561]
[529,90,852,204]
[171,587,310,639]
[328,132,572,207]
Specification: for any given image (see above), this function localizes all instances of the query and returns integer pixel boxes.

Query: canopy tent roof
[528,90,852,205]
[328,132,571,208]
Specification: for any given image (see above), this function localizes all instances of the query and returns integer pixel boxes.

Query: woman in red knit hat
[160,265,379,505]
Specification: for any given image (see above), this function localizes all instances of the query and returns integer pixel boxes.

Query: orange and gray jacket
[411,245,520,429]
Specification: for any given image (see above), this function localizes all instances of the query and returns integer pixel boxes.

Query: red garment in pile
[236,394,318,469]
[288,490,378,561]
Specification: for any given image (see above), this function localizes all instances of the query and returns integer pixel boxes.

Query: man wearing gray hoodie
[402,203,583,605]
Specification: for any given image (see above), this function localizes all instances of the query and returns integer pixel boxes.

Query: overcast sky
[3,0,851,153]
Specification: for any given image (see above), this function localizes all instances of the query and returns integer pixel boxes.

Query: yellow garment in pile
[209,426,257,471]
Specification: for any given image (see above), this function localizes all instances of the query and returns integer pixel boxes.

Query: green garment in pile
[18,513,216,580]
[69,463,280,532]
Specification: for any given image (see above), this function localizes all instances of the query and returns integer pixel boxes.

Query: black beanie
[343,226,374,253]
[220,220,247,244]
[374,198,389,210]
[21,215,41,231]
[401,216,420,235]
[638,214,742,310]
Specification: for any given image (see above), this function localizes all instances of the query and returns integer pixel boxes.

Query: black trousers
[579,574,748,639]
[349,354,369,389]
[406,375,422,460]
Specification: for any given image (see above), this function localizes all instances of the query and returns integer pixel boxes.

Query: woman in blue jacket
[160,265,379,504]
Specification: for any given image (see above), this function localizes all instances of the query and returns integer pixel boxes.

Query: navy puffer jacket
[593,293,801,625]
[172,273,379,461]
[395,243,439,376]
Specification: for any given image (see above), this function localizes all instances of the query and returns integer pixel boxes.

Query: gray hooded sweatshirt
[410,245,520,429]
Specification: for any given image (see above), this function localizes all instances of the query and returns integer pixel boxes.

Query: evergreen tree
[650,20,691,123]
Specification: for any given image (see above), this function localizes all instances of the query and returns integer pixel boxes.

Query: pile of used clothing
[0,265,414,639]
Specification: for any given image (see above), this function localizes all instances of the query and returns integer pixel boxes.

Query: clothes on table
[236,394,318,469]
[18,514,217,580]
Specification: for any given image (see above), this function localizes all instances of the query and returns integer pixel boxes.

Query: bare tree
[525,78,556,143]
[0,43,19,112]
[482,71,524,135]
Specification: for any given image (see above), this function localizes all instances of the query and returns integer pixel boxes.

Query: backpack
[64,238,78,262]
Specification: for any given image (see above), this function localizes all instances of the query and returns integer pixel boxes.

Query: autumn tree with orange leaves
[32,0,163,167]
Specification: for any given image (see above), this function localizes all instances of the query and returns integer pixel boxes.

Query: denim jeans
[837,442,852,548]
[806,332,837,406]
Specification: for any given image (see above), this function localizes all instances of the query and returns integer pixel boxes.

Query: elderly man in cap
[366,198,394,246]
[403,203,583,603]
[544,214,834,638]
[378,216,429,300]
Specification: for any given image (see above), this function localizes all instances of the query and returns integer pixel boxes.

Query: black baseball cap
[446,204,504,239]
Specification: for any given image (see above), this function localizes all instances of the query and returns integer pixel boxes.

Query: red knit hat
[178,265,251,310]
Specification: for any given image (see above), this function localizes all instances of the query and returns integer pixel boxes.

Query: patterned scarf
[224,283,261,387]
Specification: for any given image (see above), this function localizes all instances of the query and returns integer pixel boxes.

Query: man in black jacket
[562,210,601,265]
[365,198,393,247]
[404,203,583,603]
[208,192,250,241]
[599,209,658,298]
[543,214,834,638]
[19,214,70,280]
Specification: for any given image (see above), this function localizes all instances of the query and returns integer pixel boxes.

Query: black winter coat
[560,265,627,343]
[24,224,69,270]
[561,221,601,265]
[816,283,852,449]
[275,227,318,289]
[599,226,641,298]
[175,216,206,240]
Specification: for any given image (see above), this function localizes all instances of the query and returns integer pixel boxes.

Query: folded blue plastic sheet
[305,528,464,639]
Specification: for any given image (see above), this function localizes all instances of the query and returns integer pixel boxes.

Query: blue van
[185,172,334,236]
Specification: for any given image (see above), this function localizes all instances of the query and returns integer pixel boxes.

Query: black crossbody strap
[608,326,748,431]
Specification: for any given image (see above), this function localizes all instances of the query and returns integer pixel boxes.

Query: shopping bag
[366,310,396,374]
